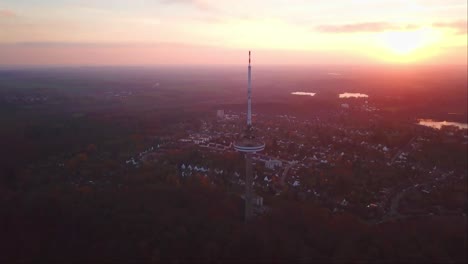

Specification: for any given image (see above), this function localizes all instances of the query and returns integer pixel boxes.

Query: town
[173,107,467,222]
[22,101,466,224]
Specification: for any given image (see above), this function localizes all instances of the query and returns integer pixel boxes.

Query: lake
[339,93,369,98]
[291,92,316,96]
[418,119,468,130]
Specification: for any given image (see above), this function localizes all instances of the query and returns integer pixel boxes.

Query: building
[265,159,282,169]
[241,194,264,207]
[252,195,263,207]
[217,110,225,119]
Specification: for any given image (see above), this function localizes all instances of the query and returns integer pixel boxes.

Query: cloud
[433,20,467,35]
[0,41,245,66]
[160,0,216,12]
[315,22,419,33]
[2,42,216,49]
[0,9,16,18]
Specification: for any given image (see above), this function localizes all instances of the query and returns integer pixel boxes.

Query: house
[340,199,349,207]
[265,159,282,169]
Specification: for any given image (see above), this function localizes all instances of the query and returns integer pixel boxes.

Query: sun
[375,28,440,62]
[381,30,427,54]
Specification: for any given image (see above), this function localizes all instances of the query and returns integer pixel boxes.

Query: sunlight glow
[382,31,427,54]
[375,28,442,62]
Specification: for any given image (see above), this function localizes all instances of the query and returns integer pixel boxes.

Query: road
[391,136,416,164]
[280,164,292,186]
[380,168,452,223]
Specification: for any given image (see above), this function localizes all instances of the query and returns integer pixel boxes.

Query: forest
[0,67,466,263]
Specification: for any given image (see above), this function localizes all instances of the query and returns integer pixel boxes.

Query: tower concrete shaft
[244,153,253,221]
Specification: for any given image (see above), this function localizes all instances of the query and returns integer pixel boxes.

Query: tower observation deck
[233,51,265,221]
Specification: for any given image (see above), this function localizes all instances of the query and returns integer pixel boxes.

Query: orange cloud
[433,20,467,35]
[0,9,16,18]
[315,22,419,33]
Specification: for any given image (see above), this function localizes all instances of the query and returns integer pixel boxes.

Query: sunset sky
[0,0,466,65]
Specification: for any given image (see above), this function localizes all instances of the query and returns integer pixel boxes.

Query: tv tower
[234,51,265,221]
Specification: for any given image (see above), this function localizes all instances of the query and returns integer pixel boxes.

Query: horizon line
[1,63,467,69]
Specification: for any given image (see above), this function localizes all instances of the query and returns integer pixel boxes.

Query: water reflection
[291,92,316,96]
[339,93,369,98]
[418,119,468,130]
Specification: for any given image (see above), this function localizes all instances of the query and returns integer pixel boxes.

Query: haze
[1,2,468,263]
